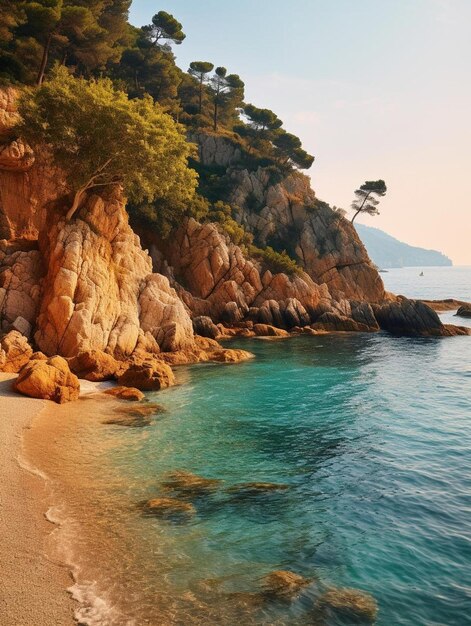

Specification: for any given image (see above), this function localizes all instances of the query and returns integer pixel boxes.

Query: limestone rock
[189,131,242,167]
[0,330,33,373]
[117,361,175,391]
[13,355,80,403]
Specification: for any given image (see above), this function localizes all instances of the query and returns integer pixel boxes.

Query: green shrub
[248,245,302,275]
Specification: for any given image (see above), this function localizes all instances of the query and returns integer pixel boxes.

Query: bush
[248,245,302,275]
[17,66,197,220]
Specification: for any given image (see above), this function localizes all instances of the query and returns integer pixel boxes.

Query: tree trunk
[36,33,52,86]
[213,97,218,131]
[350,191,371,223]
[66,188,86,221]
[198,77,203,114]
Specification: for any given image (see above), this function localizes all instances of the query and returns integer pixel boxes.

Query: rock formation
[0,92,468,384]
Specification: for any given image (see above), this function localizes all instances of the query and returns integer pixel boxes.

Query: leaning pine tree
[350,180,387,223]
[16,66,198,221]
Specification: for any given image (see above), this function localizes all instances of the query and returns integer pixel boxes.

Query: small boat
[419,271,424,276]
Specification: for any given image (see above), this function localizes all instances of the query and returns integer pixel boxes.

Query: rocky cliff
[0,91,467,387]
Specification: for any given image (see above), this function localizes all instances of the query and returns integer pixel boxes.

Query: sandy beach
[0,374,75,626]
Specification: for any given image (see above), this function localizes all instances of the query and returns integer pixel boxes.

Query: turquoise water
[28,267,471,625]
[40,331,470,625]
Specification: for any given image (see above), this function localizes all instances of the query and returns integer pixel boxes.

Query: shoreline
[0,374,76,626]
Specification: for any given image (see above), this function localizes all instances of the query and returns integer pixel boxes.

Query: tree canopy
[17,66,197,220]
[351,180,387,223]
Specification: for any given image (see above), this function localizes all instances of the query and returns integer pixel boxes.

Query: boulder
[209,348,254,363]
[103,386,144,401]
[117,361,175,391]
[317,587,378,622]
[253,324,289,337]
[312,312,374,333]
[68,349,120,381]
[13,355,80,403]
[0,330,33,373]
[192,315,219,339]
[456,304,471,318]
[374,298,470,336]
[262,570,311,600]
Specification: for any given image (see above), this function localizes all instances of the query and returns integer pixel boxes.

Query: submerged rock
[317,587,378,622]
[103,402,165,427]
[162,470,222,496]
[13,355,80,403]
[104,386,144,401]
[262,570,311,600]
[144,497,195,517]
[227,482,289,496]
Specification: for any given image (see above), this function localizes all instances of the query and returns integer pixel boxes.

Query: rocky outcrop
[0,330,33,372]
[229,168,384,302]
[456,304,471,318]
[374,298,470,336]
[189,131,242,167]
[13,355,80,403]
[0,240,43,333]
[154,217,331,329]
[34,190,194,358]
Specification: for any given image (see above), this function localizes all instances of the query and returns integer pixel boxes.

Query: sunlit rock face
[34,190,194,358]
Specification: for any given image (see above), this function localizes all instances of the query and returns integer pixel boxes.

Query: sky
[130,0,471,265]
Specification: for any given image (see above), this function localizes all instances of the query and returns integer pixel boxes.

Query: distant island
[356,224,452,268]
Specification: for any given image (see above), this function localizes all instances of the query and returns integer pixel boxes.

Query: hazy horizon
[130,0,471,265]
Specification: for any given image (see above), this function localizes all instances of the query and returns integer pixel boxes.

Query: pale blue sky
[130,1,471,263]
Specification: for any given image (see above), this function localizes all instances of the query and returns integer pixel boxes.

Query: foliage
[141,11,185,49]
[351,180,387,223]
[207,201,253,247]
[249,245,302,275]
[17,66,197,219]
[1,0,130,85]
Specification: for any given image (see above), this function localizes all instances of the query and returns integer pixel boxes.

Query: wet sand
[0,375,75,626]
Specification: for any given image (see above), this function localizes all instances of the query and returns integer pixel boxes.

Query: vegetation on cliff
[1,4,313,269]
[17,67,197,220]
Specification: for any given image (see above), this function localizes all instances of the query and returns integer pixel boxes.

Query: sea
[25,266,471,626]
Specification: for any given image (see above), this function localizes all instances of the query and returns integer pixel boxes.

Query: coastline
[0,374,75,626]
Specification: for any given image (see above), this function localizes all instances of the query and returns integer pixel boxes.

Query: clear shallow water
[27,332,471,626]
